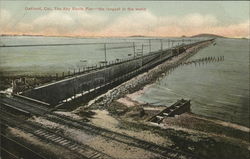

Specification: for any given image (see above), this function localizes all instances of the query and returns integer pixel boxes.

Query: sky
[0,1,249,38]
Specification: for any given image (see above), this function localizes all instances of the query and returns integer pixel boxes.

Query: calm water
[1,36,248,127]
[0,36,200,76]
[137,38,250,127]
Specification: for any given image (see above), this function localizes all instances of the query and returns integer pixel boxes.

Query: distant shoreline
[1,34,248,39]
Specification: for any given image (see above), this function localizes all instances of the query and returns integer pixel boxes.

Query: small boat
[148,99,191,124]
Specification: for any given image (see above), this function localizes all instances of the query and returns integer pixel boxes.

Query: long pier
[0,38,214,159]
[19,39,215,106]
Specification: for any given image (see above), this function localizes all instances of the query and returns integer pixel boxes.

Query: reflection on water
[137,38,250,127]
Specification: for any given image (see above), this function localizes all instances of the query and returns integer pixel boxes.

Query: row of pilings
[181,56,224,65]
[81,40,214,109]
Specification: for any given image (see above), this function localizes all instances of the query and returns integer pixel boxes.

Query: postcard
[0,1,249,159]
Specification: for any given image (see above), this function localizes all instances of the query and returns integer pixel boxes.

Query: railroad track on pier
[0,95,50,115]
[1,95,201,159]
[0,110,113,159]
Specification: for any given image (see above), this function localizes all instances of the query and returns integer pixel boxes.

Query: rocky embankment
[76,41,212,112]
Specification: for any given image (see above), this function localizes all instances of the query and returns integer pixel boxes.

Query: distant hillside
[191,34,225,38]
[1,34,44,37]
[129,35,146,37]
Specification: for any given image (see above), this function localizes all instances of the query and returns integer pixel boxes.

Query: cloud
[212,20,250,38]
[104,11,248,38]
[32,11,75,34]
[0,9,249,38]
[103,11,158,35]
[179,13,218,28]
[100,11,221,36]
[0,9,12,30]
[32,11,108,35]
[74,12,109,31]
[0,10,109,36]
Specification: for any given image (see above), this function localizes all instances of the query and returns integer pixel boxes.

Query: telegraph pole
[133,42,135,58]
[160,39,163,59]
[141,44,143,67]
[104,43,107,65]
[171,40,174,56]
[149,39,151,53]
[160,39,163,51]
[142,44,144,55]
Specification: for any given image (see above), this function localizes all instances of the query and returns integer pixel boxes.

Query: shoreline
[2,40,250,159]
[74,39,250,145]
[116,90,250,132]
[76,40,212,112]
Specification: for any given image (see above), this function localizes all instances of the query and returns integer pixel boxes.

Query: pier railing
[18,38,214,105]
